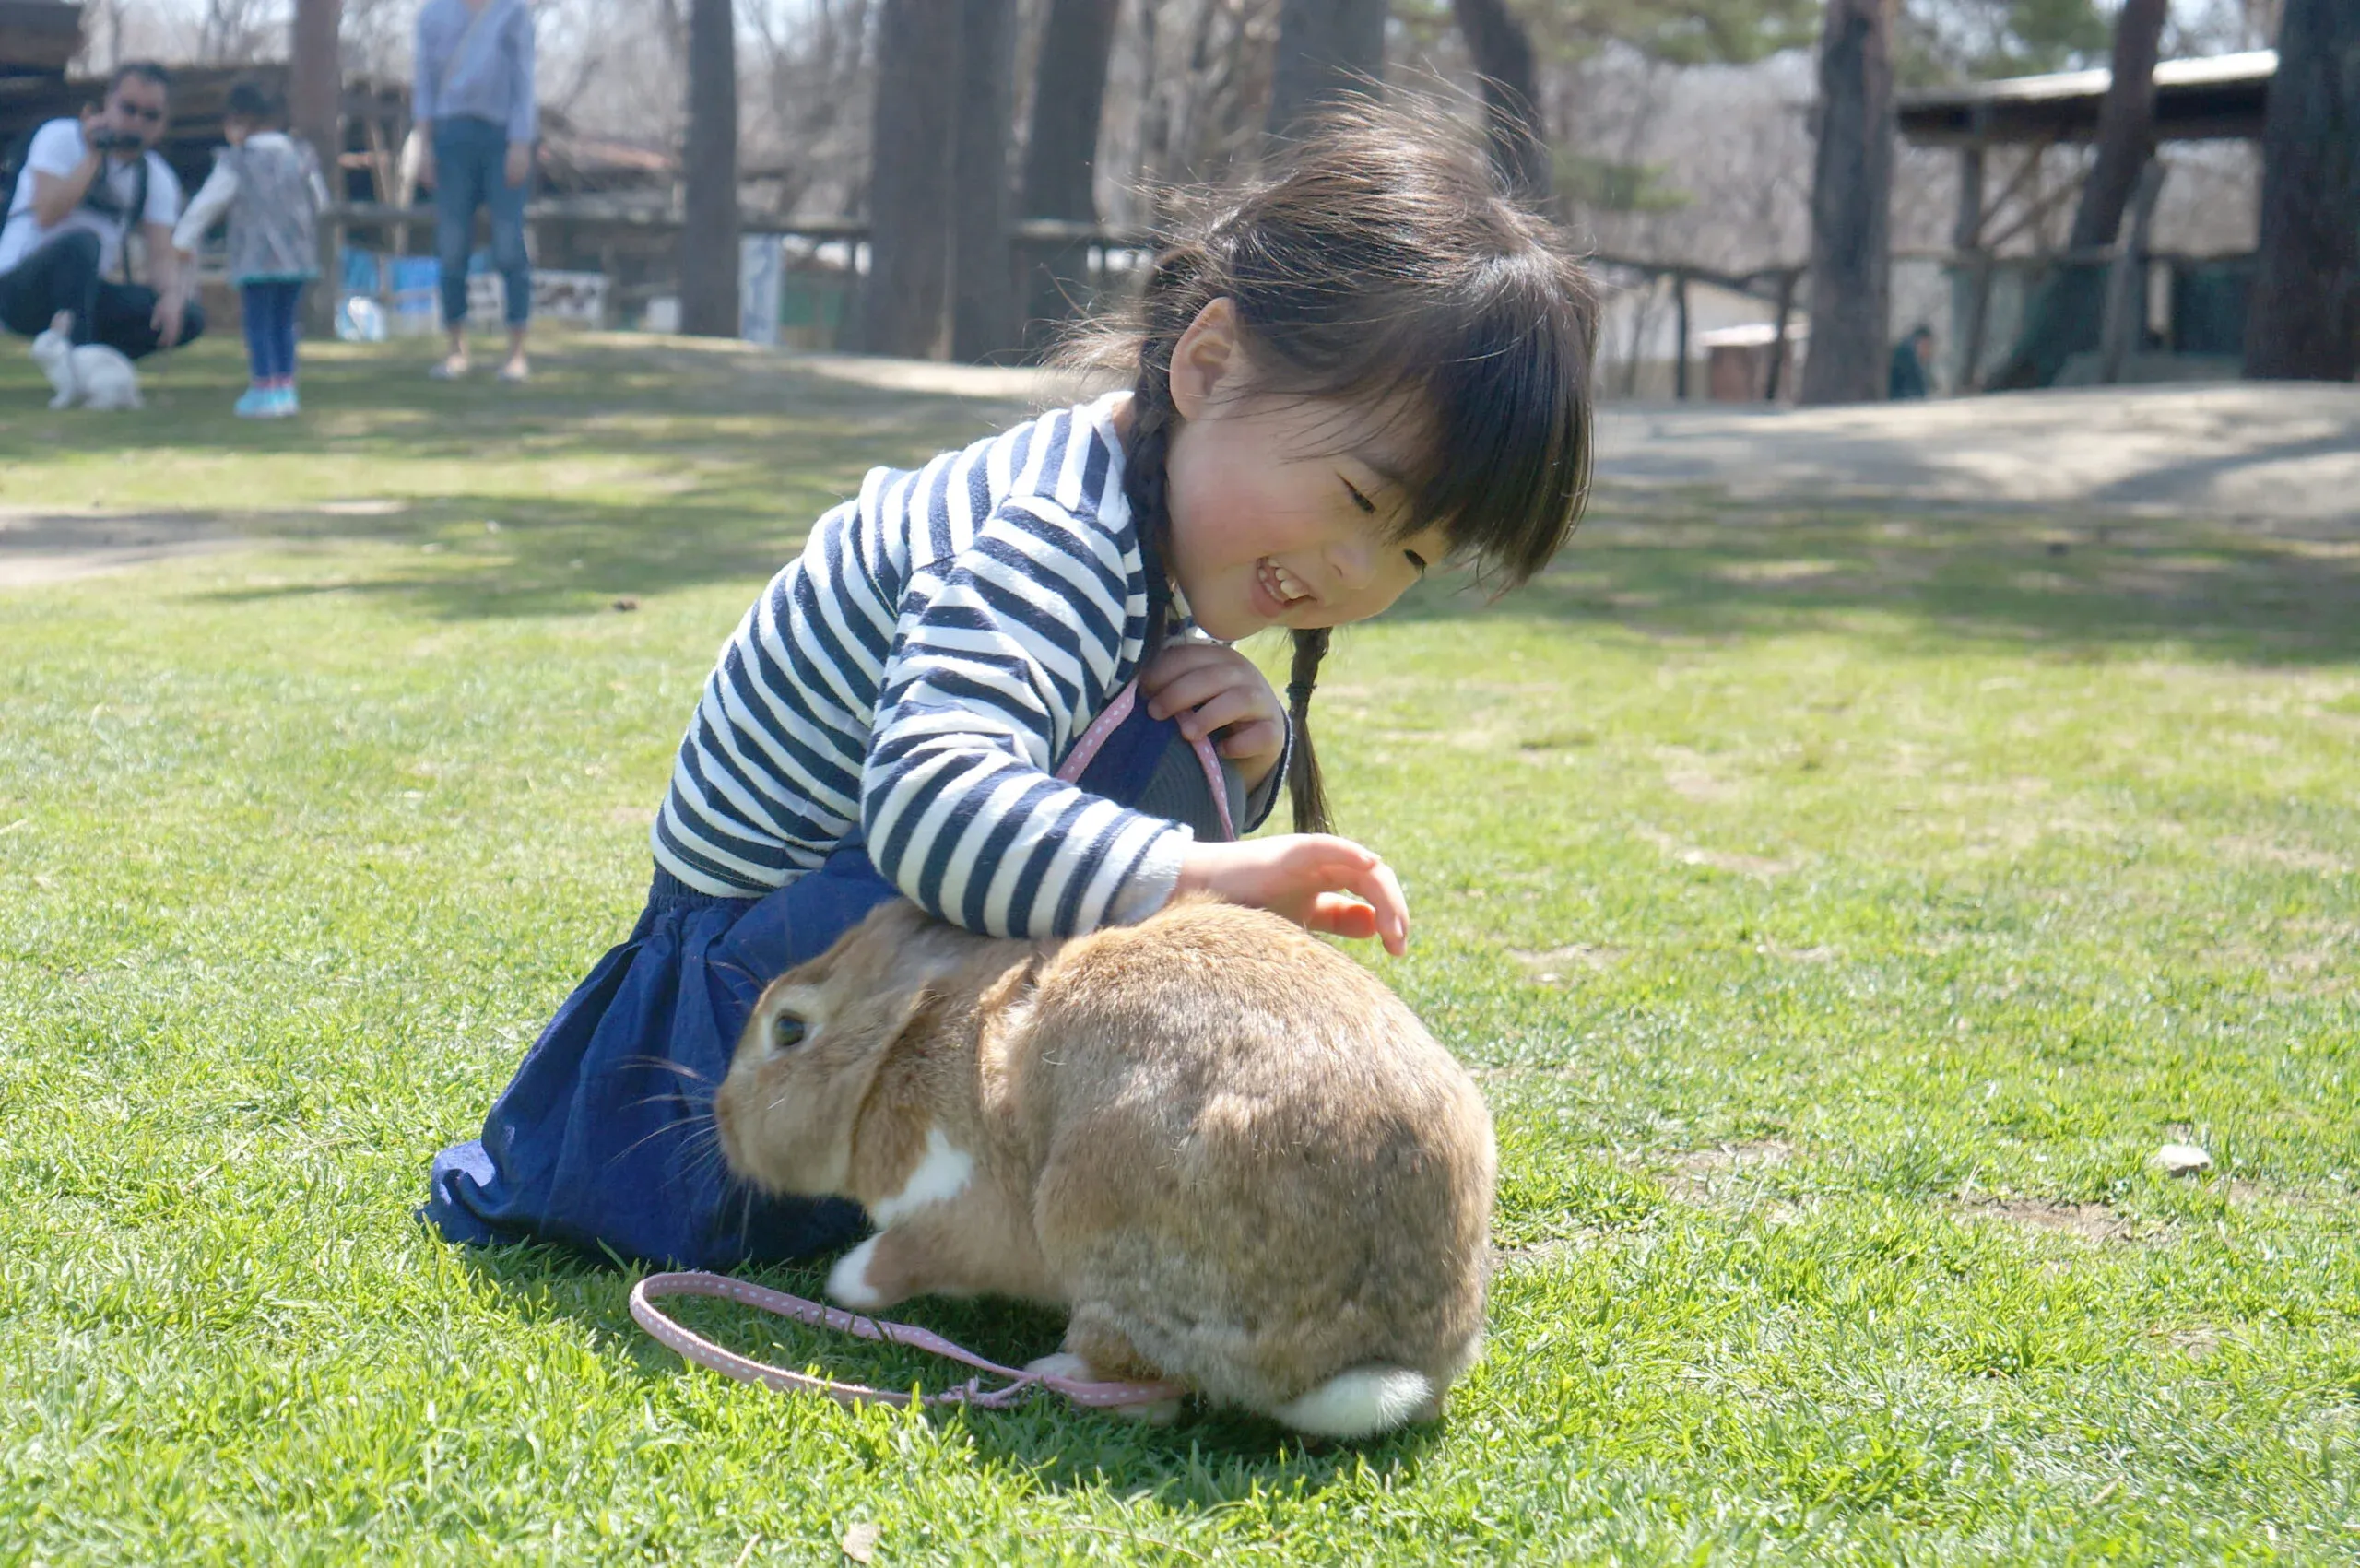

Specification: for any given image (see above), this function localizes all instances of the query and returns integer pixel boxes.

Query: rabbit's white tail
[1270,1367,1434,1439]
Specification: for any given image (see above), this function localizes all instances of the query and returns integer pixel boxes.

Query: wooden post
[290,0,343,336]
[1673,269,1690,400]
[1764,267,1798,402]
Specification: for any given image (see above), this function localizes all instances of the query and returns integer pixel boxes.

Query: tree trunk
[1266,0,1388,143]
[1017,0,1118,357]
[679,0,741,338]
[1799,0,1894,406]
[2069,0,2167,250]
[1450,0,1548,204]
[2246,0,2360,381]
[862,0,962,357]
[950,0,1021,362]
[1987,0,2168,390]
[289,0,340,335]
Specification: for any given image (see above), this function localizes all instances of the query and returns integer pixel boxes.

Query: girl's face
[1156,301,1453,644]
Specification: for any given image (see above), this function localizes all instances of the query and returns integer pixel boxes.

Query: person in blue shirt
[413,0,536,383]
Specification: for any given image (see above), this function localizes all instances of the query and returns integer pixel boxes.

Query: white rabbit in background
[30,311,141,411]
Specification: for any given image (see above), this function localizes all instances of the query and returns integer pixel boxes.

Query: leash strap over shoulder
[1056,679,1235,841]
[630,1272,1185,1411]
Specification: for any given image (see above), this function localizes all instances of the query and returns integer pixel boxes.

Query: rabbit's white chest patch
[869,1126,974,1226]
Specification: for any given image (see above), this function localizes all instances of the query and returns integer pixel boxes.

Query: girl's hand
[1141,641,1287,791]
[1175,835,1409,956]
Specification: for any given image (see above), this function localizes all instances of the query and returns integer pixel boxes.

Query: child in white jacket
[172,80,329,418]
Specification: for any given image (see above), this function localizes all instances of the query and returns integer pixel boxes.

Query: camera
[87,127,145,152]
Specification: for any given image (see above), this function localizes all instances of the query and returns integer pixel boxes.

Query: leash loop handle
[630,1271,1185,1412]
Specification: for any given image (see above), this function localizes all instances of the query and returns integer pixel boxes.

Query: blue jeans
[0,229,208,358]
[431,116,530,329]
[240,280,303,381]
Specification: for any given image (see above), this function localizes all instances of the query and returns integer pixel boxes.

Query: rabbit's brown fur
[714,895,1495,1438]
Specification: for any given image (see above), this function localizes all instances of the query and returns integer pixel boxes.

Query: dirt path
[1593,382,2360,525]
[797,356,2360,525]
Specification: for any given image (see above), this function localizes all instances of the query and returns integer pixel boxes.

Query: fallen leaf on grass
[841,1521,879,1562]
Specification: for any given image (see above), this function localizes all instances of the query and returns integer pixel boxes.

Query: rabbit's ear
[842,984,953,1173]
[48,311,70,336]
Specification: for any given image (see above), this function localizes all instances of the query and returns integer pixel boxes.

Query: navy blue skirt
[423,695,1246,1269]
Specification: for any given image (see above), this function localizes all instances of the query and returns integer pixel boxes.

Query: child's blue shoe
[232,386,274,418]
[269,386,301,418]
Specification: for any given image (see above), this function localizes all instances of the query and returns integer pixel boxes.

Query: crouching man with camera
[0,62,207,360]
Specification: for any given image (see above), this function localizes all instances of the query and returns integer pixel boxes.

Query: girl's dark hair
[1068,99,1596,835]
[225,80,281,125]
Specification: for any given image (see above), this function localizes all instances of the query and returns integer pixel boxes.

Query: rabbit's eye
[771,1013,806,1051]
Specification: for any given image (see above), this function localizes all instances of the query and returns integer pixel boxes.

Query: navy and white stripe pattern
[654,394,1190,937]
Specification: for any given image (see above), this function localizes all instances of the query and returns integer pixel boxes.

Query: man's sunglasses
[111,101,164,123]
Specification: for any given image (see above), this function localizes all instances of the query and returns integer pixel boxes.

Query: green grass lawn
[3,333,2355,1564]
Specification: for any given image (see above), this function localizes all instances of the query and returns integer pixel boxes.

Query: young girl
[425,104,1597,1269]
[171,80,327,418]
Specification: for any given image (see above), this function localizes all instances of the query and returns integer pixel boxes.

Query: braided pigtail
[1115,238,1218,669]
[1285,627,1333,834]
[1120,380,1179,669]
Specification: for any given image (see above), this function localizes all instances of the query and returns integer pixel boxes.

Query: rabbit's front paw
[825,1236,890,1310]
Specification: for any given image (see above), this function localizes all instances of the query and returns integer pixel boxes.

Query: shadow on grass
[453,1238,1444,1497]
[0,335,1035,618]
[10,336,2354,662]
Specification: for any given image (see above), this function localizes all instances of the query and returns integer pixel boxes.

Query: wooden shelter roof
[1898,49,2274,147]
[0,1,78,78]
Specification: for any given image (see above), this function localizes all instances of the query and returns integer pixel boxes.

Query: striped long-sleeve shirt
[653,394,1275,936]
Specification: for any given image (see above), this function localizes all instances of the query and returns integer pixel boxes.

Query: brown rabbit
[713,893,1496,1439]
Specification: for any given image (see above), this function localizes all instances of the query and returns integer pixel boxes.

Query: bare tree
[2070,0,2167,252]
[680,0,741,336]
[1800,0,1894,404]
[196,0,282,62]
[744,0,874,221]
[862,0,961,356]
[1450,0,1548,203]
[1018,0,1120,353]
[1982,0,2166,390]
[950,0,1022,360]
[2245,0,2360,380]
[1266,0,1386,140]
[1124,0,1281,200]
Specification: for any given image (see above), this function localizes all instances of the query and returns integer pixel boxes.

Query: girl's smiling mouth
[1256,557,1316,618]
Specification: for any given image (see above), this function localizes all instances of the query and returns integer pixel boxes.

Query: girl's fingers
[1215,717,1284,760]
[1148,666,1256,723]
[1139,642,1234,699]
[1323,844,1407,954]
[1150,671,1232,723]
[1365,858,1410,955]
[1180,689,1269,739]
[1282,838,1409,956]
[1304,893,1379,942]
